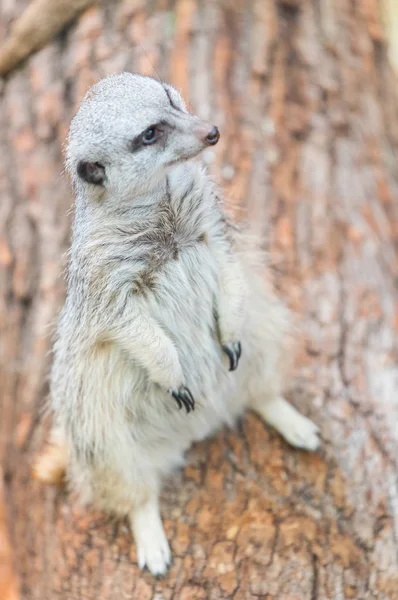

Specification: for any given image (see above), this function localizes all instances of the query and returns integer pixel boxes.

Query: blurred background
[0,1,398,599]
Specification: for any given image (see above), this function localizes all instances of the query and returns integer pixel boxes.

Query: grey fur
[49,73,320,575]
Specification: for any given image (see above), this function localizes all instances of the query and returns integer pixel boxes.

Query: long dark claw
[236,341,242,361]
[169,385,195,413]
[184,387,195,409]
[223,345,235,370]
[171,390,183,410]
[222,341,242,372]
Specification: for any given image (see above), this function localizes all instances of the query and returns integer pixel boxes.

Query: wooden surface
[0,468,19,600]
[1,1,398,598]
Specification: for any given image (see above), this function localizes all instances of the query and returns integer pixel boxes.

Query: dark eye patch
[130,120,173,153]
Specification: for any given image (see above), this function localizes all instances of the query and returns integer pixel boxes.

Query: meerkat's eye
[130,122,169,152]
[143,127,158,145]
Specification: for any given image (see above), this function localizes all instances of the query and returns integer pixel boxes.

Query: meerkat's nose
[205,126,220,146]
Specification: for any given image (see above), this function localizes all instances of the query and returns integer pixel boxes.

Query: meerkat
[35,72,320,575]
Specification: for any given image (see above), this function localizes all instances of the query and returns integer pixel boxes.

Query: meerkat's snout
[205,126,220,146]
[192,122,220,146]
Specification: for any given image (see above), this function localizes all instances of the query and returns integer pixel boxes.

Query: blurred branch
[0,0,97,77]
[383,0,398,76]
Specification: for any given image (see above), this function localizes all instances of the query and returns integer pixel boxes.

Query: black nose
[205,126,220,145]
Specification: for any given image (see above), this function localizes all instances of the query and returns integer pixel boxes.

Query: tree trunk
[1,1,398,598]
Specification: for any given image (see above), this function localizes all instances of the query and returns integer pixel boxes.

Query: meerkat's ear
[77,160,105,186]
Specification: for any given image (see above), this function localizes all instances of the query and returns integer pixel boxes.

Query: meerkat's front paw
[222,340,242,371]
[168,385,195,413]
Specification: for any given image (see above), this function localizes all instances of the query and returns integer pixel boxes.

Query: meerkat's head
[66,72,220,199]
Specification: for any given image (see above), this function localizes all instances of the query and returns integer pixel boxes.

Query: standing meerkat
[35,72,320,575]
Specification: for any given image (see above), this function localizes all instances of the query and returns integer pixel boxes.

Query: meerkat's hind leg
[252,395,320,451]
[32,426,68,486]
[245,287,320,451]
[130,495,171,575]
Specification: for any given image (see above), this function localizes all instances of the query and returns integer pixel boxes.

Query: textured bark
[1,1,398,599]
[0,468,19,600]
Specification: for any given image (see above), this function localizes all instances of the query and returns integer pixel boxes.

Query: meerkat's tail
[32,427,68,487]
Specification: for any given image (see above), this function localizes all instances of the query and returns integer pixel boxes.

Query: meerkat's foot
[168,385,195,413]
[130,499,171,575]
[32,440,68,486]
[222,340,242,371]
[253,396,320,451]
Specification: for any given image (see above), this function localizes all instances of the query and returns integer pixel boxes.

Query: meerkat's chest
[142,211,220,326]
[132,202,219,298]
[135,230,217,299]
[148,233,221,396]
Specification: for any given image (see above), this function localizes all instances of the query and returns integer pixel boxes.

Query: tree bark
[1,1,398,598]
